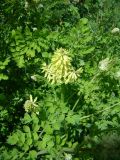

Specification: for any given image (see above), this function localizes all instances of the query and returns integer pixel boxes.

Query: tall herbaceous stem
[61,84,65,102]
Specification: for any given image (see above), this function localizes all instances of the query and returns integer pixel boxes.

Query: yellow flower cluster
[42,48,82,84]
[24,95,39,114]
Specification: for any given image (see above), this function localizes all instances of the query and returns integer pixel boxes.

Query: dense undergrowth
[0,0,120,159]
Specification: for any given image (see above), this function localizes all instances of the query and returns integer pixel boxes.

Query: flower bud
[98,58,110,71]
[111,28,120,34]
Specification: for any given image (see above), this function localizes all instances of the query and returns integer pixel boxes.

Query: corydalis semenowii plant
[42,48,82,84]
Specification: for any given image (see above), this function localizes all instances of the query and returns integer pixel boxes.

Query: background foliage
[0,0,120,159]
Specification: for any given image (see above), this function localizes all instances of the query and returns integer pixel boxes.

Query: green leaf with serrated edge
[44,124,53,134]
[7,133,19,145]
[33,132,39,141]
[67,141,72,147]
[23,113,32,124]
[27,49,35,57]
[59,114,65,122]
[29,150,37,159]
[16,46,21,51]
[66,116,76,124]
[14,56,24,68]
[10,42,15,47]
[53,122,60,130]
[11,148,18,160]
[19,134,25,145]
[26,130,31,138]
[36,141,42,150]
[22,143,29,151]
[47,141,54,149]
[48,106,56,113]
[72,142,78,148]
[42,52,49,58]
[23,126,30,133]
[43,134,52,142]
[3,151,11,159]
[61,137,67,146]
[31,113,39,124]
[37,141,46,150]
[62,107,69,113]
[17,130,25,145]
[26,137,32,146]
[32,124,40,132]
[56,135,61,144]
[0,74,8,80]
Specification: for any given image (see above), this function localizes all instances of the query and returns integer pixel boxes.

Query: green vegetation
[0,0,120,159]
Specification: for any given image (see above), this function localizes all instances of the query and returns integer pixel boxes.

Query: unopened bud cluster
[24,95,39,114]
[111,27,120,34]
[42,48,82,84]
[98,58,111,71]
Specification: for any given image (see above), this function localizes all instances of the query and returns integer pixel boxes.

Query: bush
[0,0,120,159]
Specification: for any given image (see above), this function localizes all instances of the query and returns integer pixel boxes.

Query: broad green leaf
[81,18,88,24]
[23,113,32,124]
[72,142,78,148]
[42,52,49,58]
[67,141,72,147]
[48,106,56,113]
[36,141,42,150]
[59,114,65,122]
[31,113,39,124]
[33,132,39,141]
[23,125,30,133]
[11,29,16,37]
[82,47,95,55]
[53,122,60,130]
[7,133,19,145]
[16,46,21,51]
[62,107,69,113]
[17,130,25,145]
[56,135,61,144]
[11,149,18,160]
[37,141,46,149]
[14,56,25,68]
[47,141,54,149]
[32,124,40,132]
[10,48,16,52]
[23,46,29,54]
[43,134,52,143]
[0,74,8,80]
[29,150,37,159]
[22,143,29,151]
[61,137,67,146]
[44,124,53,134]
[27,49,35,57]
[66,116,75,125]
[26,137,32,146]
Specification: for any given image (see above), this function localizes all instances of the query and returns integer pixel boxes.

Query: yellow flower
[24,95,38,113]
[42,48,82,84]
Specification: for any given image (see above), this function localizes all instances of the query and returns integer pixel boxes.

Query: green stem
[61,84,65,102]
[79,101,120,121]
[72,98,80,111]
[72,71,100,111]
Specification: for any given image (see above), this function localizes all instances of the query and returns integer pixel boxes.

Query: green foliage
[10,27,41,68]
[0,58,10,80]
[0,0,120,160]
